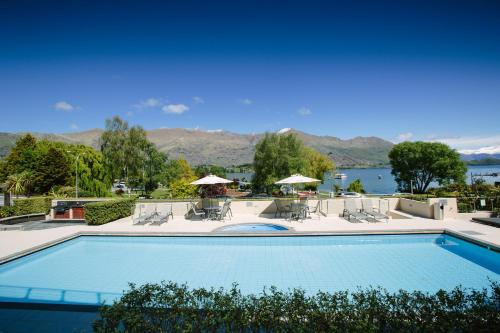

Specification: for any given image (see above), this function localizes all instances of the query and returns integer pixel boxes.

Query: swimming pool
[217,223,289,232]
[0,234,498,305]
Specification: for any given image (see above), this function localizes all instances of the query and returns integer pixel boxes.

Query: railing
[456,196,499,213]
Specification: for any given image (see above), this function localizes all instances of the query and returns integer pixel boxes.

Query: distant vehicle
[334,173,347,179]
[280,185,297,195]
[112,182,128,192]
[337,191,362,198]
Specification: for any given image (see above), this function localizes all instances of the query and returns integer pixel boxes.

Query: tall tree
[252,133,331,193]
[389,141,466,193]
[34,146,71,193]
[1,134,38,180]
[100,116,129,182]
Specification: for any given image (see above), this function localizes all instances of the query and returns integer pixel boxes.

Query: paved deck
[1,214,499,263]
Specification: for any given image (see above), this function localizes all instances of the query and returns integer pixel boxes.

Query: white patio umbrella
[275,174,321,196]
[275,174,320,184]
[190,174,233,185]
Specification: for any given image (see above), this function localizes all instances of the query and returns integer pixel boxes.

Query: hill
[0,128,394,167]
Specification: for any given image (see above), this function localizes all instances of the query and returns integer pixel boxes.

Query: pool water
[0,234,498,305]
[218,223,289,232]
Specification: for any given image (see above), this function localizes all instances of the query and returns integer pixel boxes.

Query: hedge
[0,197,53,218]
[84,198,136,225]
[94,282,500,333]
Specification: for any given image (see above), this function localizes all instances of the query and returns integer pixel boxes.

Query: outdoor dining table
[203,205,221,219]
[290,202,308,220]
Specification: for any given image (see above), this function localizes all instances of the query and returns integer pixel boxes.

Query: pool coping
[1,228,499,265]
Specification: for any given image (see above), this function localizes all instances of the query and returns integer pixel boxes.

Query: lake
[228,165,500,194]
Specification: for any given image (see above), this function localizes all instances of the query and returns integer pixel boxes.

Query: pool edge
[1,228,499,265]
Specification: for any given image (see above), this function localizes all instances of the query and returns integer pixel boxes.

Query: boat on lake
[334,173,347,179]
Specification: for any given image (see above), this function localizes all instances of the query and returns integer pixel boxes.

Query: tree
[162,158,198,198]
[253,133,308,193]
[194,165,227,178]
[100,116,166,194]
[389,141,467,193]
[100,116,129,182]
[142,142,167,194]
[5,172,34,198]
[1,134,38,182]
[252,133,334,193]
[347,179,365,193]
[304,147,335,184]
[33,146,71,193]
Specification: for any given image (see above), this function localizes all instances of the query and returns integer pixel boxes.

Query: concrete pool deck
[1,214,500,264]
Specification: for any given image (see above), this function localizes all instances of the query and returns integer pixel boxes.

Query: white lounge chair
[361,199,388,222]
[150,203,173,225]
[343,199,374,223]
[133,204,153,225]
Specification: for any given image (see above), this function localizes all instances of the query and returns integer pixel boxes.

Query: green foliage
[12,197,53,216]
[347,179,365,193]
[169,178,198,199]
[84,198,136,225]
[194,165,227,178]
[33,146,71,193]
[389,141,467,193]
[0,206,15,218]
[94,282,500,333]
[0,134,37,182]
[101,116,166,194]
[0,134,111,197]
[163,158,198,198]
[253,133,334,193]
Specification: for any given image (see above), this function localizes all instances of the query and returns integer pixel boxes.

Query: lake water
[228,165,500,194]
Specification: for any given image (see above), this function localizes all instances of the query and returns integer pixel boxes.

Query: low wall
[0,213,46,225]
[398,198,434,218]
[133,197,458,220]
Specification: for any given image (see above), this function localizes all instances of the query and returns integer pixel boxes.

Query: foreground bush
[85,198,135,225]
[0,197,54,219]
[94,282,500,333]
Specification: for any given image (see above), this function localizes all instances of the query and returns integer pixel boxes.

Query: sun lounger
[343,199,374,223]
[361,199,388,222]
[150,203,173,225]
[133,204,155,225]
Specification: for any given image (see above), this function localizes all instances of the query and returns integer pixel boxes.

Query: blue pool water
[218,223,289,232]
[0,234,499,305]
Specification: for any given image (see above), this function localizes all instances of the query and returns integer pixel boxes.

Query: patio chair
[225,198,233,218]
[150,203,174,226]
[133,204,155,225]
[214,201,231,221]
[343,199,372,223]
[185,201,205,220]
[361,199,388,222]
[274,199,292,218]
[306,200,321,219]
[290,202,308,221]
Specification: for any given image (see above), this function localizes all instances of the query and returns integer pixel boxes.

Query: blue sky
[1,0,500,153]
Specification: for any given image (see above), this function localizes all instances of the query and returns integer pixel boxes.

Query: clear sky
[1,0,499,153]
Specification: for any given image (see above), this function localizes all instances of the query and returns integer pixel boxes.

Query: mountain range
[0,128,496,167]
[0,128,395,167]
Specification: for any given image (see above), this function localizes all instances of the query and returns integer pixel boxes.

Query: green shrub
[0,206,15,218]
[12,197,53,216]
[84,198,135,225]
[94,282,500,333]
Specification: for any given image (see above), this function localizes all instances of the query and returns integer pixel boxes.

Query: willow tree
[252,133,334,193]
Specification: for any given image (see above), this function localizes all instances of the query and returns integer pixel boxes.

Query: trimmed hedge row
[0,197,53,218]
[94,282,500,333]
[84,198,135,225]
